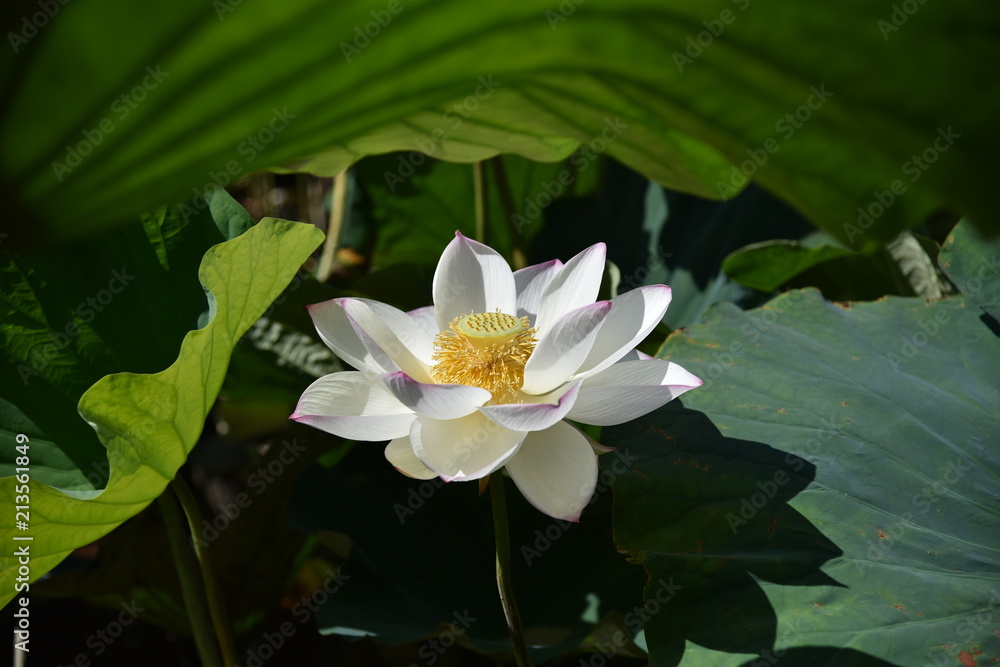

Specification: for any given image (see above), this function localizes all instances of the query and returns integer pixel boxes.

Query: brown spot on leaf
[777,407,788,414]
[958,650,977,667]
[841,401,849,407]
[877,529,889,539]
[894,604,905,611]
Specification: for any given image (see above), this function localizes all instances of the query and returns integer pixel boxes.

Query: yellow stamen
[432,311,537,404]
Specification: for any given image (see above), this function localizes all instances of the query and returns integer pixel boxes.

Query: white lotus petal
[615,348,654,363]
[385,437,438,480]
[534,243,606,332]
[410,412,526,482]
[522,301,611,395]
[433,232,517,330]
[479,381,580,432]
[341,298,434,383]
[307,299,378,372]
[576,285,672,378]
[513,259,562,326]
[407,305,440,337]
[505,421,598,521]
[567,359,703,425]
[290,372,415,440]
[382,371,491,420]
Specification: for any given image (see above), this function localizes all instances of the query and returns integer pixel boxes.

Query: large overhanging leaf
[0,219,323,607]
[607,284,1000,664]
[3,0,995,246]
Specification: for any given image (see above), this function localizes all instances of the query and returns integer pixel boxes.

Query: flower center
[432,311,537,404]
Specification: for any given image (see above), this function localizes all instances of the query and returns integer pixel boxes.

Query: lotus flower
[292,233,702,521]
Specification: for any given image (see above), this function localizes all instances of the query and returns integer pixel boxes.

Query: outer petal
[522,301,611,395]
[407,305,440,337]
[478,381,580,432]
[513,259,562,326]
[534,243,606,332]
[410,412,526,482]
[576,285,672,378]
[307,299,379,372]
[433,232,516,330]
[505,420,598,522]
[341,298,434,383]
[382,371,491,420]
[566,358,703,425]
[291,372,416,440]
[385,437,438,480]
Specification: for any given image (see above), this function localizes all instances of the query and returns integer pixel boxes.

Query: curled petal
[410,412,526,482]
[522,301,611,395]
[291,372,415,440]
[407,305,440,337]
[479,382,581,432]
[576,285,672,378]
[567,358,703,425]
[340,298,435,383]
[505,421,598,522]
[385,437,438,480]
[307,299,379,372]
[382,371,491,420]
